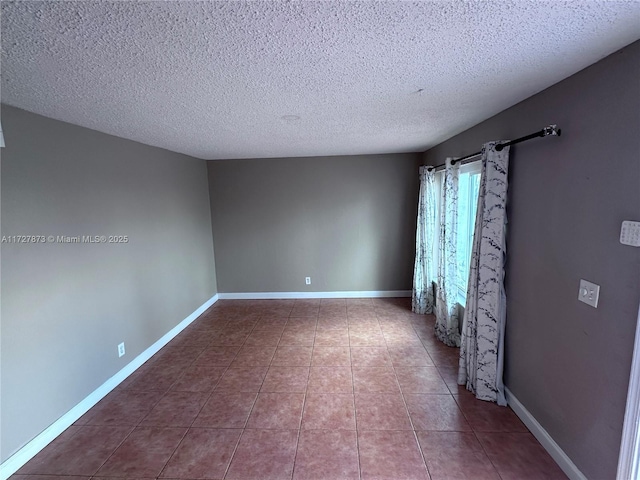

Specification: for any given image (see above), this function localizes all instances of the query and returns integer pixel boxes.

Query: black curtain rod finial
[543,124,561,137]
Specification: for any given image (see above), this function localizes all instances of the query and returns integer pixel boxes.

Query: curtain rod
[425,124,561,172]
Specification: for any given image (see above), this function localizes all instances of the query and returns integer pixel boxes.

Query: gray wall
[0,105,217,461]
[424,41,640,479]
[208,154,420,293]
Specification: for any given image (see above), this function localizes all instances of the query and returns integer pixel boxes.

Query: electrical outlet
[305,277,311,285]
[118,342,126,357]
[578,279,600,308]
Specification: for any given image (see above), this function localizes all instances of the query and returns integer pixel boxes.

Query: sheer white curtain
[434,158,461,347]
[458,142,510,405]
[412,166,437,314]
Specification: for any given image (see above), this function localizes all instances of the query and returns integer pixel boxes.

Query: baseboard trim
[0,293,219,480]
[218,290,412,300]
[505,387,586,480]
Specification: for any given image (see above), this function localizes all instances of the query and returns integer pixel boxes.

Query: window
[456,162,481,306]
[434,161,481,307]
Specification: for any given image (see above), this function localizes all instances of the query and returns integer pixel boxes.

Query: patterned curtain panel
[434,158,461,347]
[412,166,437,314]
[458,142,510,405]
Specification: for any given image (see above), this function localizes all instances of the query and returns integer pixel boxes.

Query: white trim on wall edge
[617,302,640,480]
[505,387,586,480]
[218,290,411,300]
[0,294,219,480]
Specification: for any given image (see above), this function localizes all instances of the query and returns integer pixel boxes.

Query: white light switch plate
[578,279,600,308]
[620,221,640,247]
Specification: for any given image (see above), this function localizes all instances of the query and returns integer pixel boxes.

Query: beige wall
[208,154,421,293]
[424,41,640,479]
[0,105,217,461]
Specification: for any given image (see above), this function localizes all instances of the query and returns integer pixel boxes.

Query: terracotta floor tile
[454,395,528,432]
[438,366,475,396]
[120,365,184,393]
[302,393,356,430]
[354,393,412,430]
[404,394,472,431]
[194,346,240,366]
[140,391,208,427]
[350,347,392,367]
[353,367,400,393]
[384,332,425,348]
[246,393,305,429]
[395,366,450,394]
[349,331,386,347]
[170,330,216,348]
[347,308,376,317]
[290,305,320,317]
[427,344,461,369]
[214,367,267,392]
[388,346,434,366]
[346,298,373,306]
[317,316,349,329]
[294,299,321,307]
[314,329,350,346]
[17,425,131,476]
[347,317,378,328]
[231,346,277,367]
[293,430,359,480]
[477,432,568,479]
[12,476,89,480]
[150,346,206,368]
[271,346,313,366]
[78,390,160,426]
[209,331,250,346]
[416,431,501,479]
[95,427,186,477]
[320,298,347,306]
[170,365,226,392]
[279,329,316,346]
[286,317,318,329]
[311,346,351,366]
[15,299,567,480]
[226,429,298,480]
[254,317,288,330]
[261,366,309,392]
[259,306,294,317]
[244,330,282,346]
[160,428,242,479]
[358,430,429,480]
[318,306,347,318]
[307,367,353,393]
[227,317,259,329]
[192,392,257,428]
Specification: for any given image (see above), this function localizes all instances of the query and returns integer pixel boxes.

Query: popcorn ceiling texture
[1,1,639,160]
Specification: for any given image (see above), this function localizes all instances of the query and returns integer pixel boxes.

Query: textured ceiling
[2,1,639,160]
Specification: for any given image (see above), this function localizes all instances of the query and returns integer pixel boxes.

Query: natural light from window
[456,164,481,306]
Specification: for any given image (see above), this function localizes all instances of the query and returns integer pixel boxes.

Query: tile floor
[14,298,567,480]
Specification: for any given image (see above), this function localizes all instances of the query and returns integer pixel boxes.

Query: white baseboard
[505,387,586,480]
[0,293,219,480]
[218,290,411,300]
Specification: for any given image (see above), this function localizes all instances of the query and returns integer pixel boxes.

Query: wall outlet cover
[118,342,125,357]
[578,279,600,308]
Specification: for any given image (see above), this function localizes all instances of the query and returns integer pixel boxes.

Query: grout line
[155,313,240,480]
[384,315,433,480]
